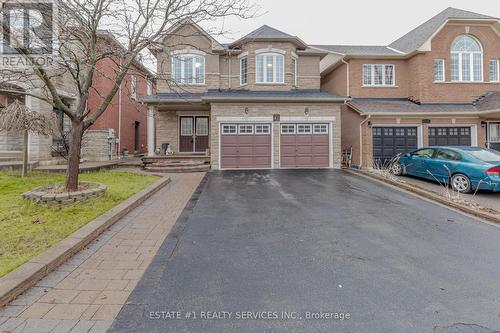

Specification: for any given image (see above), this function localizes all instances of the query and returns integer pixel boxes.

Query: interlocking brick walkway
[0,173,205,333]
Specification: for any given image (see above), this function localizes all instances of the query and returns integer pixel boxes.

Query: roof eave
[229,37,308,49]
[203,96,350,103]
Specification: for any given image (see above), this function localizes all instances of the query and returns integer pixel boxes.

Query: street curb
[0,175,171,308]
[346,169,500,226]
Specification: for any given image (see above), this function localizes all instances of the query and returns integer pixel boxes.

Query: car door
[427,149,461,183]
[404,148,436,177]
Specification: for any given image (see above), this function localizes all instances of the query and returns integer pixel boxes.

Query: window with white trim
[281,124,296,134]
[313,124,328,134]
[362,64,395,86]
[222,124,237,134]
[434,59,445,82]
[256,53,284,83]
[291,57,297,86]
[489,59,499,82]
[451,35,483,82]
[240,57,248,85]
[171,54,205,85]
[255,124,271,134]
[130,75,137,100]
[238,124,253,134]
[297,124,312,134]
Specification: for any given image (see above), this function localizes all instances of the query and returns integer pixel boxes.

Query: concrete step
[0,150,23,158]
[0,161,38,171]
[0,157,21,162]
[144,164,210,173]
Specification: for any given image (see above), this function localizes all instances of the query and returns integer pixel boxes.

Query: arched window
[255,52,284,84]
[451,35,483,82]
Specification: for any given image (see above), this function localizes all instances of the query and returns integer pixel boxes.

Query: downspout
[228,50,232,90]
[359,114,371,168]
[118,57,122,158]
[341,57,350,97]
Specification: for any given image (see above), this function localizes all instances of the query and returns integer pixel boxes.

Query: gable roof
[229,25,307,49]
[389,7,497,53]
[149,18,225,56]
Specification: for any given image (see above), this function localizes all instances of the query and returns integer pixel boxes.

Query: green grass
[0,170,158,277]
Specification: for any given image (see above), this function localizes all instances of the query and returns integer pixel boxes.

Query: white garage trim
[217,122,274,170]
[279,116,336,122]
[427,124,477,146]
[216,116,273,122]
[372,124,423,148]
[278,122,333,169]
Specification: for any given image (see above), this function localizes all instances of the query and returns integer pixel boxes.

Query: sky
[211,0,500,46]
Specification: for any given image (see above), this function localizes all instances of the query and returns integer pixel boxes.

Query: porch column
[147,106,155,156]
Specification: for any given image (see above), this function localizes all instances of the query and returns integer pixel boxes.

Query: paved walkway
[0,173,205,333]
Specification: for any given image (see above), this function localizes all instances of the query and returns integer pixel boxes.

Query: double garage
[220,122,331,169]
[372,125,473,162]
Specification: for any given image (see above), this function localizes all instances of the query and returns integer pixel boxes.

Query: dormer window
[256,52,284,84]
[451,35,483,82]
[171,53,205,85]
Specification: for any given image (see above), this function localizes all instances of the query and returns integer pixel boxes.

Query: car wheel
[451,173,472,193]
[390,162,404,176]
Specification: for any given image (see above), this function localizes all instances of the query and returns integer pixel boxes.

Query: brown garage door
[280,123,330,168]
[220,123,272,169]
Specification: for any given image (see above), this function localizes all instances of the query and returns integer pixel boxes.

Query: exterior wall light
[304,107,310,116]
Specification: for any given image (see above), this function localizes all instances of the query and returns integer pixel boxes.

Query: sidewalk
[0,173,205,333]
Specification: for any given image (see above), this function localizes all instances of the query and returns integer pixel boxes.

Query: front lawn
[0,170,158,277]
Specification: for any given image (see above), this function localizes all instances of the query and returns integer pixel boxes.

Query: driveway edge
[0,175,171,308]
[347,169,500,226]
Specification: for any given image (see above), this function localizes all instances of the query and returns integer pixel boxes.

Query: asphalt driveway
[110,170,500,333]
[396,174,500,212]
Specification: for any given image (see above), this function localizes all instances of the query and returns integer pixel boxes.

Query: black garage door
[428,127,471,146]
[373,127,418,164]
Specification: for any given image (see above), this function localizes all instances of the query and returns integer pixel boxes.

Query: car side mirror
[404,153,411,158]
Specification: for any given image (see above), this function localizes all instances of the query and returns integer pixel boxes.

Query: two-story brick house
[317,7,500,168]
[144,20,347,169]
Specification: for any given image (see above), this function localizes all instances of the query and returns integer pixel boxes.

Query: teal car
[392,146,500,193]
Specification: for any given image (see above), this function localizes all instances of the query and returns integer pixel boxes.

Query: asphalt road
[110,170,500,333]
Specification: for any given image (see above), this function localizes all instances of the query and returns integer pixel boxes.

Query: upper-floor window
[291,57,297,86]
[489,59,499,82]
[451,35,483,82]
[171,54,205,85]
[363,64,394,86]
[256,52,284,84]
[240,57,248,85]
[434,59,445,82]
[131,76,137,100]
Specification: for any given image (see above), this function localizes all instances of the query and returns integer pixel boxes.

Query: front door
[179,116,209,153]
[195,117,209,152]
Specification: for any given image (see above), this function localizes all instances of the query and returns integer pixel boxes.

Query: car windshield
[466,148,500,162]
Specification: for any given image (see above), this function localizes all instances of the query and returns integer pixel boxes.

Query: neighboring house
[0,31,154,164]
[316,7,500,168]
[84,31,155,161]
[144,20,347,169]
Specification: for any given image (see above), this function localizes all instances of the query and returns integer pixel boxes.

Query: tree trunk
[22,130,28,177]
[65,121,84,192]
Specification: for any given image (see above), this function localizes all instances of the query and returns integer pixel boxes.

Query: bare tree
[0,0,255,191]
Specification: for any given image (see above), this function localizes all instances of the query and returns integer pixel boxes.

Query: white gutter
[341,57,350,97]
